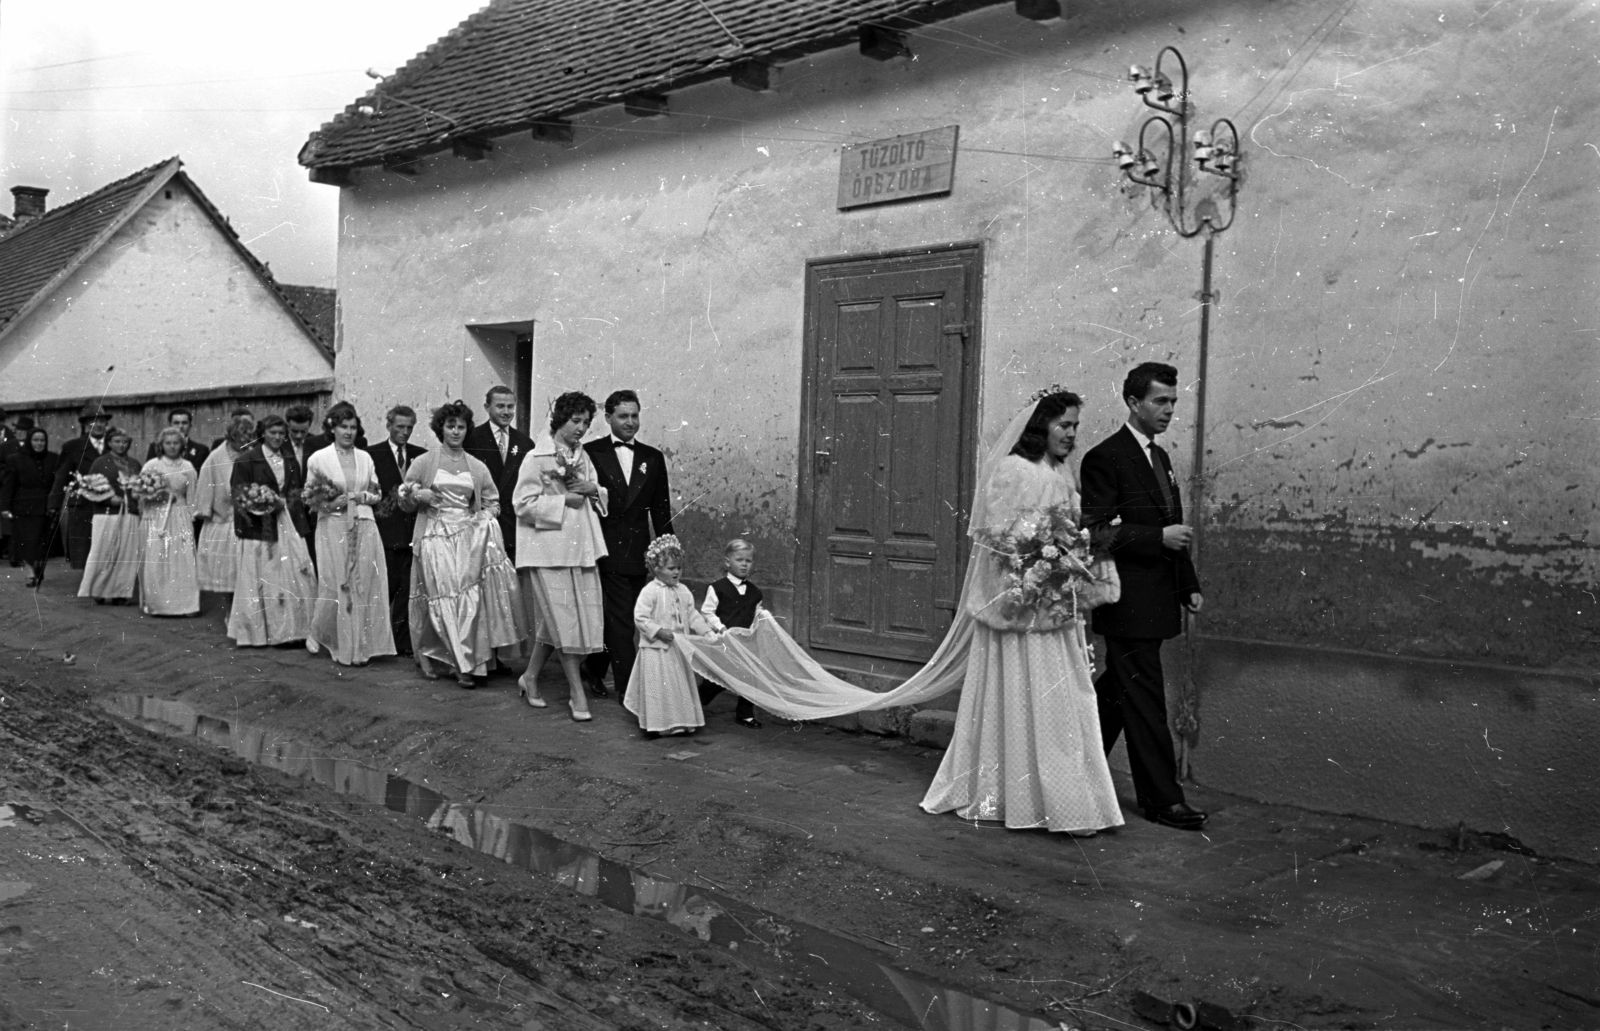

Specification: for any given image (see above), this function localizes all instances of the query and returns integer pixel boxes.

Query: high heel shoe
[517,675,547,708]
[456,673,477,689]
[567,701,592,722]
[417,657,439,681]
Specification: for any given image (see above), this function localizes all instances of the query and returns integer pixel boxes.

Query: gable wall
[331,0,1599,853]
[0,182,332,405]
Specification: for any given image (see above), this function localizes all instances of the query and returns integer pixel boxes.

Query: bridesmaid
[227,414,317,646]
[138,427,200,616]
[306,401,396,665]
[78,426,144,604]
[401,400,526,687]
[194,411,254,606]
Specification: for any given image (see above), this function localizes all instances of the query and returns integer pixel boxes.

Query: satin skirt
[196,517,240,592]
[409,510,526,675]
[228,510,317,646]
[309,514,397,665]
[78,512,144,600]
[920,623,1124,833]
[139,500,199,616]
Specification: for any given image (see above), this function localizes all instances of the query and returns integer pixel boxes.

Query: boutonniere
[510,444,519,456]
[638,462,649,477]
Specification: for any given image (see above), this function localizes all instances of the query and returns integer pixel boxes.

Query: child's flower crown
[645,534,683,569]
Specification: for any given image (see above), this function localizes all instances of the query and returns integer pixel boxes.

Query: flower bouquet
[543,448,585,491]
[71,472,115,504]
[234,482,282,517]
[370,485,400,519]
[973,503,1117,625]
[122,470,171,505]
[300,475,344,514]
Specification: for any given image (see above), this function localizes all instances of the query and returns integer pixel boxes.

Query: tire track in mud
[0,652,884,1031]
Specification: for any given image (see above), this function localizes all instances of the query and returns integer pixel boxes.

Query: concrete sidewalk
[4,560,1596,1029]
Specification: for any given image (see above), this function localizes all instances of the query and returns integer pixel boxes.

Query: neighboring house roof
[279,284,337,351]
[0,156,332,359]
[300,0,1003,172]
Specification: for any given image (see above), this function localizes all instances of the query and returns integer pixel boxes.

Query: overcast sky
[0,0,487,287]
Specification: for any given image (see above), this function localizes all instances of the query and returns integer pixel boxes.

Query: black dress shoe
[583,674,610,699]
[735,716,763,729]
[1143,802,1208,830]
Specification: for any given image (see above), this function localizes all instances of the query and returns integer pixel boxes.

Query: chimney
[11,186,48,223]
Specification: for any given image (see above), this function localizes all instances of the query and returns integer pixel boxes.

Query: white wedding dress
[676,401,1124,834]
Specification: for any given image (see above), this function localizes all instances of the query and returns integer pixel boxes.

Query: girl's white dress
[919,455,1124,833]
[624,580,713,733]
[306,446,397,665]
[138,458,200,616]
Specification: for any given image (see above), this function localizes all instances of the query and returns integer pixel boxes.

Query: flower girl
[623,535,716,737]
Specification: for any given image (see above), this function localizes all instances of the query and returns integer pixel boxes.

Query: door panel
[802,249,978,663]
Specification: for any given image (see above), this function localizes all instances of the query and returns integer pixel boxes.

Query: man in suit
[53,402,113,569]
[147,408,210,472]
[367,405,426,655]
[1080,362,1207,832]
[463,386,533,564]
[284,405,320,566]
[581,389,674,698]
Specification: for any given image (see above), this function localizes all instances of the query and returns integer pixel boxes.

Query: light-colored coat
[511,435,609,569]
[633,579,713,651]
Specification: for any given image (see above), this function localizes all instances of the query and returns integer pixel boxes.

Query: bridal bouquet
[370,486,401,519]
[122,470,171,504]
[71,472,115,503]
[974,503,1116,624]
[544,448,584,491]
[234,482,282,517]
[299,475,344,514]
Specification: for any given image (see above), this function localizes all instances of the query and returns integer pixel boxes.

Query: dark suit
[0,449,61,575]
[581,436,674,690]
[1080,425,1201,811]
[368,440,426,653]
[146,438,209,472]
[463,422,533,562]
[230,446,310,542]
[284,438,319,563]
[53,434,111,568]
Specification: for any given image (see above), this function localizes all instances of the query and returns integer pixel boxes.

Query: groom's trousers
[1095,636,1185,810]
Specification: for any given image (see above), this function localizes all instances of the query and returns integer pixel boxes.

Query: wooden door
[800,247,979,663]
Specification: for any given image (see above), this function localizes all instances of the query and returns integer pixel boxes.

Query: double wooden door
[800,246,979,663]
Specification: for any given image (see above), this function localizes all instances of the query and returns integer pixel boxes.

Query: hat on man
[79,401,109,423]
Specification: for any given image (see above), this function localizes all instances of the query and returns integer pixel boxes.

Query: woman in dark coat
[226,414,317,646]
[0,428,62,588]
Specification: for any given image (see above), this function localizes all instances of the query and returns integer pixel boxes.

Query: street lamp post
[1111,46,1242,779]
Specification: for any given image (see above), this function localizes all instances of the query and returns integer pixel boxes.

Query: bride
[918,389,1123,835]
[677,388,1123,836]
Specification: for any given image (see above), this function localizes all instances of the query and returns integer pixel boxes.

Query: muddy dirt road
[3,575,1599,1029]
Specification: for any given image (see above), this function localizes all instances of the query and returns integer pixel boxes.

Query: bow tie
[614,440,634,449]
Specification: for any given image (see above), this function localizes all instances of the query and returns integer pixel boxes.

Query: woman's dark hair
[430,400,475,439]
[549,391,597,434]
[323,400,359,434]
[256,414,287,441]
[1011,391,1083,461]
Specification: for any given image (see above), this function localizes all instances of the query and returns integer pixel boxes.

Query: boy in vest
[697,538,764,728]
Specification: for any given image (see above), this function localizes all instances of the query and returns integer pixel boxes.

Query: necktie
[615,439,633,449]
[397,446,409,474]
[1148,442,1175,515]
[497,428,507,461]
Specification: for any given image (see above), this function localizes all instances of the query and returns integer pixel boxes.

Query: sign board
[837,125,959,210]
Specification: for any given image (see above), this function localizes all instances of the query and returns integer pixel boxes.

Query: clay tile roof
[279,284,337,349]
[300,0,1002,171]
[0,157,177,335]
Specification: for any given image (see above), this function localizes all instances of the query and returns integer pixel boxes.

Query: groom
[1080,362,1207,832]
